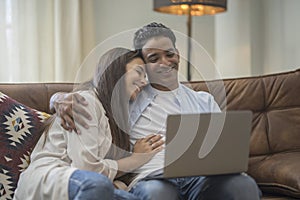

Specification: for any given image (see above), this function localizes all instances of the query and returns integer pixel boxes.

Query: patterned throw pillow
[0,92,50,199]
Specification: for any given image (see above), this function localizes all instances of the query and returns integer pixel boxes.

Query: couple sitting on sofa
[14,22,261,200]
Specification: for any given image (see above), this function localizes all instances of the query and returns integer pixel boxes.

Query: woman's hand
[132,134,165,164]
[116,134,164,176]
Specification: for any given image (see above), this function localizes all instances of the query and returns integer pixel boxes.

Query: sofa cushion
[248,152,300,198]
[0,92,50,199]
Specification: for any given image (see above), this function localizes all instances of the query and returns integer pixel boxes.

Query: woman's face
[125,57,147,101]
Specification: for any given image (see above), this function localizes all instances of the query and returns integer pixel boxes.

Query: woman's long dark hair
[44,47,143,160]
[92,47,143,159]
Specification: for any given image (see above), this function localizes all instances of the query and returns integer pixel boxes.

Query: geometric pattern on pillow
[0,92,50,200]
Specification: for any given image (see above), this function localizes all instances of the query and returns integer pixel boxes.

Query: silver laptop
[162,110,252,178]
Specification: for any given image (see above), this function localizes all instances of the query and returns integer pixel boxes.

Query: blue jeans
[68,170,139,200]
[129,173,261,200]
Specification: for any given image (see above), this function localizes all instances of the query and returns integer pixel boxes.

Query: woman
[13,48,164,200]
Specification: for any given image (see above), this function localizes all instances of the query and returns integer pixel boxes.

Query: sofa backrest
[186,69,300,156]
[0,83,74,113]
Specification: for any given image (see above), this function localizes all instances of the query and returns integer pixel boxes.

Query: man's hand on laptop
[51,92,91,134]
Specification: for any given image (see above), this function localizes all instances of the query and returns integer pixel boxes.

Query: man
[51,22,261,199]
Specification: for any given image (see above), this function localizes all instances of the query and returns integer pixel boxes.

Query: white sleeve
[196,91,221,113]
[208,93,221,112]
[66,91,118,181]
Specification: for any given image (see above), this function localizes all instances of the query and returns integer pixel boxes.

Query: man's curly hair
[133,22,177,51]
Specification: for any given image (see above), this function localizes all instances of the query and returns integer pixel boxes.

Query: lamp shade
[154,0,227,16]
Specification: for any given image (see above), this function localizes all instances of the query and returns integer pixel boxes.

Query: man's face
[142,36,180,91]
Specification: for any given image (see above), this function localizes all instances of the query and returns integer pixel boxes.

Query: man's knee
[227,173,261,199]
[201,173,261,200]
[217,173,261,200]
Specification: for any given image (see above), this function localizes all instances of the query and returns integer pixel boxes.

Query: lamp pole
[153,0,227,81]
[187,6,192,81]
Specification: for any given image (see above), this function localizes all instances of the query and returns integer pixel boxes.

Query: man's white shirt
[130,87,180,174]
[127,84,221,189]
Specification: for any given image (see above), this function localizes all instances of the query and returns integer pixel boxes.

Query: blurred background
[0,0,299,82]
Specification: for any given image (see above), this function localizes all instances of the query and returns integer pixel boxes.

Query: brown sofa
[0,69,299,199]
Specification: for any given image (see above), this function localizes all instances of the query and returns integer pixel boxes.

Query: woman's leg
[113,189,140,200]
[68,170,114,200]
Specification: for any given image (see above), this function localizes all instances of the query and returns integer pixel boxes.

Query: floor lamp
[153,0,227,81]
